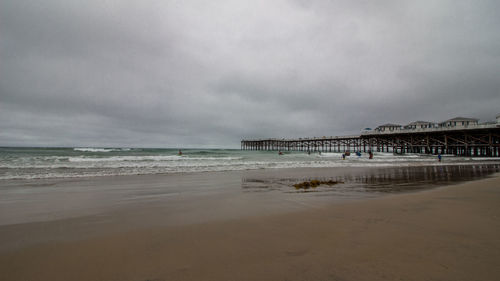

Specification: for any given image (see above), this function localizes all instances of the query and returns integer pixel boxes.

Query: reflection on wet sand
[242,164,500,195]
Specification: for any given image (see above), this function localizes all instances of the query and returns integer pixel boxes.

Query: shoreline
[1,168,500,280]
[3,158,500,181]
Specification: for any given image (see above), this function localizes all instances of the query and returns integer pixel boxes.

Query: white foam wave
[66,155,243,163]
[73,148,130,152]
[0,160,473,180]
[68,155,182,162]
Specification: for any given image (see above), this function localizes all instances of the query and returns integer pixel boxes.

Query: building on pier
[404,121,436,130]
[438,117,478,128]
[375,123,402,132]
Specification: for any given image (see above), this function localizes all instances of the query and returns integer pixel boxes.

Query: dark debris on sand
[293,179,343,190]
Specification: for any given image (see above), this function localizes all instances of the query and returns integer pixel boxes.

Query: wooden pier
[241,125,500,157]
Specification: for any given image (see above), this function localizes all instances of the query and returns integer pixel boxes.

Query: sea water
[1,147,500,180]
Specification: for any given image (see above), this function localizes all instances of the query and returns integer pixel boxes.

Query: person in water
[178,149,182,156]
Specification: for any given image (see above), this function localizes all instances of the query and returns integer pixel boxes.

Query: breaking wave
[74,148,131,152]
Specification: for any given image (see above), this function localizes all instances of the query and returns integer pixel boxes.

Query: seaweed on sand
[293,179,343,190]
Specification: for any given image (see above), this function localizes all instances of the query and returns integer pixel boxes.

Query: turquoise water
[1,147,499,180]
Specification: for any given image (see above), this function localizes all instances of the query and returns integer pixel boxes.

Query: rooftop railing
[362,123,499,135]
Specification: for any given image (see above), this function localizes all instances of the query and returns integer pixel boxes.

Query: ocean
[1,147,500,180]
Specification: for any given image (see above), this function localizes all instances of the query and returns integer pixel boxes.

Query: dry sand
[1,174,500,281]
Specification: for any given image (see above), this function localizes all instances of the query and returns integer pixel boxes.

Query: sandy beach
[1,168,500,281]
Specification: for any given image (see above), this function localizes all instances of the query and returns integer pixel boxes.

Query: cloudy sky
[1,0,499,148]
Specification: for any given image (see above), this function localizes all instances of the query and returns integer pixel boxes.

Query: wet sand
[1,168,500,280]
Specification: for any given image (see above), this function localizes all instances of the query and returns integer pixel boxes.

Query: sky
[1,0,499,148]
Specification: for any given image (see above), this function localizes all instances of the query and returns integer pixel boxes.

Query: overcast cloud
[1,0,499,148]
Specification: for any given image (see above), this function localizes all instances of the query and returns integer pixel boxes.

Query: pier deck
[241,125,500,157]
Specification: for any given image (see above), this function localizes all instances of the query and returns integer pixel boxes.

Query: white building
[438,117,478,128]
[375,123,402,132]
[404,121,436,130]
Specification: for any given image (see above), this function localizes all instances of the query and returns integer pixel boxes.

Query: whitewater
[1,147,499,180]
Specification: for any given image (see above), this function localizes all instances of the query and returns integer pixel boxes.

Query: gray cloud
[1,0,500,148]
